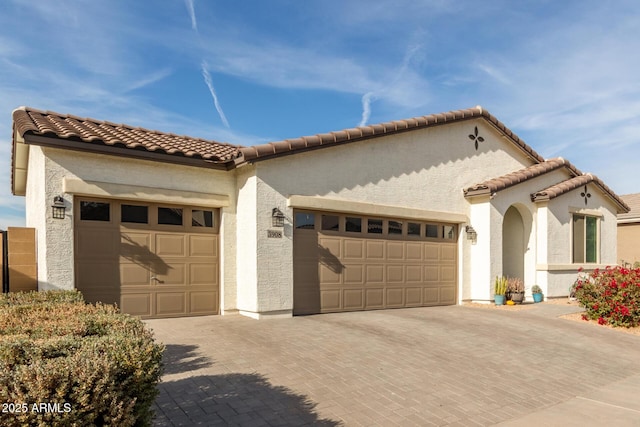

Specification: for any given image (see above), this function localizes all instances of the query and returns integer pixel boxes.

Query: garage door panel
[365,265,384,283]
[386,288,404,307]
[320,290,341,311]
[424,243,440,262]
[319,237,341,257]
[155,234,186,256]
[343,289,364,310]
[365,240,384,259]
[387,265,404,283]
[365,288,384,309]
[189,291,217,314]
[294,290,321,314]
[406,265,422,282]
[319,263,341,284]
[189,235,217,257]
[190,263,217,285]
[121,263,151,286]
[406,243,422,260]
[441,266,456,282]
[156,292,187,316]
[156,263,186,285]
[441,245,456,262]
[82,290,120,306]
[121,293,152,317]
[343,264,364,284]
[77,229,118,258]
[440,287,456,304]
[405,287,423,306]
[76,261,119,286]
[424,287,439,304]
[344,239,364,259]
[387,242,404,260]
[424,266,439,282]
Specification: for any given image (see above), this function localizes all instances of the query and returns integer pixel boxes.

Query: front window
[573,214,598,263]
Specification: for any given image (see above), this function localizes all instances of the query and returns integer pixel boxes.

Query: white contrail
[201,61,230,128]
[184,0,197,31]
[359,92,375,127]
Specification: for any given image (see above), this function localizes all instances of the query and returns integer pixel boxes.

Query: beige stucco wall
[541,185,619,297]
[250,119,538,312]
[25,146,50,289]
[618,223,640,265]
[26,147,238,308]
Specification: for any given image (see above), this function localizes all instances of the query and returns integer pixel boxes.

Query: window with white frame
[572,214,598,263]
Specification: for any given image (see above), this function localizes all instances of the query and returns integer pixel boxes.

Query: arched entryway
[502,205,526,280]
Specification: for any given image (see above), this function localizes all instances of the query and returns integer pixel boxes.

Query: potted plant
[507,277,525,304]
[494,276,507,305]
[531,285,543,303]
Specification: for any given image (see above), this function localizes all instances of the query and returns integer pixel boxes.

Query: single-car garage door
[293,210,457,315]
[74,197,219,318]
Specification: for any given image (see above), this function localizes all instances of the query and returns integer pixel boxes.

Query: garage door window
[367,219,383,234]
[321,215,339,231]
[80,201,110,221]
[388,220,403,235]
[346,217,362,233]
[192,210,214,227]
[408,222,421,236]
[295,212,315,230]
[425,224,439,238]
[444,225,456,240]
[121,204,148,224]
[158,207,183,225]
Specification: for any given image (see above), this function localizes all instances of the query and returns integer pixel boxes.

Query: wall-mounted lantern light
[465,225,477,241]
[272,208,285,227]
[52,196,66,219]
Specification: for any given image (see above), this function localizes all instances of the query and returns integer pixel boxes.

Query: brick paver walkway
[145,303,640,426]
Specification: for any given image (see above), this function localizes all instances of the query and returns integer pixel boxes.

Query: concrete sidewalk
[146,302,640,426]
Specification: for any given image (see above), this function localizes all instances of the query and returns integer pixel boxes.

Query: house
[10,106,630,319]
[618,193,640,266]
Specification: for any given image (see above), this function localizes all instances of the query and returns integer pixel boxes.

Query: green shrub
[0,290,164,427]
[572,266,640,328]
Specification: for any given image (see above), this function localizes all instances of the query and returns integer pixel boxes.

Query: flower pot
[494,295,506,306]
[532,292,543,303]
[510,291,525,304]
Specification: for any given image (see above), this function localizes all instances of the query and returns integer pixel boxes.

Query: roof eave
[22,133,237,171]
[11,126,29,196]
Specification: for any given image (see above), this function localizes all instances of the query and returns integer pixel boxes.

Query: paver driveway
[145,303,640,426]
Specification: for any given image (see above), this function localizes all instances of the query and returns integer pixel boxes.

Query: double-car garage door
[74,197,219,319]
[293,210,458,315]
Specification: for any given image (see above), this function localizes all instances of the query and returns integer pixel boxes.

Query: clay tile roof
[532,174,630,214]
[237,106,546,164]
[12,107,243,163]
[618,193,640,221]
[463,158,574,197]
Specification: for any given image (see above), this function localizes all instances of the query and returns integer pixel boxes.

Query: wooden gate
[1,227,37,293]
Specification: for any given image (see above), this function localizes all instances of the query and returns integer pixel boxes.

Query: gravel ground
[464,298,640,336]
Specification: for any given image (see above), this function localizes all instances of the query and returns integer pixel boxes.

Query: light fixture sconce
[52,196,66,219]
[272,208,285,227]
[465,225,477,241]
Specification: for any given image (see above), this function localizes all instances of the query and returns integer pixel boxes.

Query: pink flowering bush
[572,266,640,328]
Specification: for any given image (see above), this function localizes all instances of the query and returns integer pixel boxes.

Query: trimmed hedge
[0,290,164,427]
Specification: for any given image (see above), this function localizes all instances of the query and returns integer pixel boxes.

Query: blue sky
[1,0,639,228]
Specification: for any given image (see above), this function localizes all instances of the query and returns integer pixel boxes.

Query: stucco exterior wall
[28,147,238,300]
[543,185,619,297]
[235,166,258,315]
[618,223,640,265]
[254,119,538,312]
[25,146,49,289]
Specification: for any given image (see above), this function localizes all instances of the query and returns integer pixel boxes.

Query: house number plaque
[267,230,283,238]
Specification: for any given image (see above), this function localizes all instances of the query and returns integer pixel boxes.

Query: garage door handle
[151,276,158,281]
